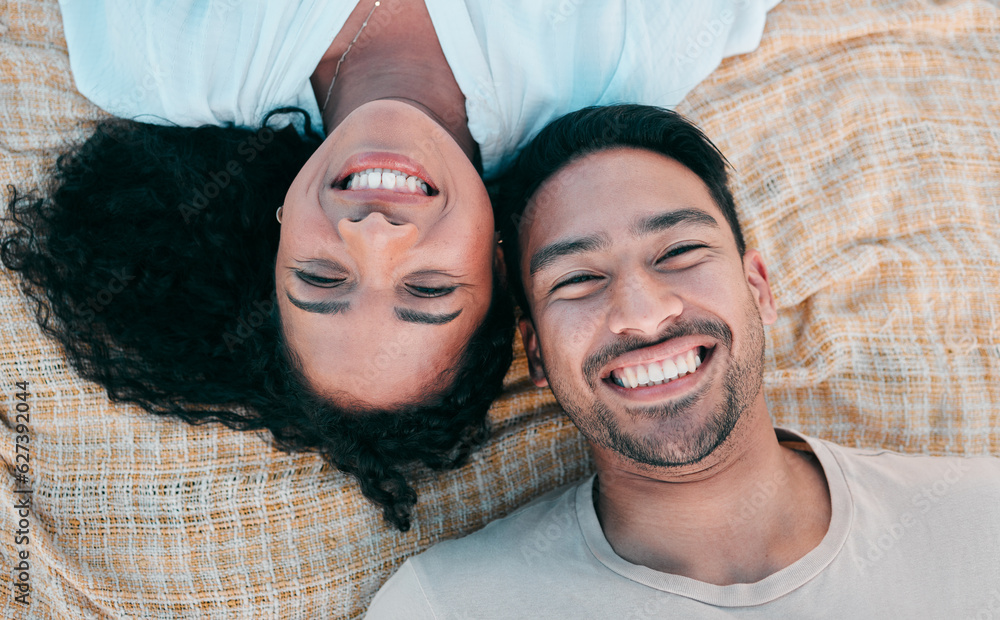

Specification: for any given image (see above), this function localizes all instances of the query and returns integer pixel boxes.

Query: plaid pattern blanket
[1,0,998,617]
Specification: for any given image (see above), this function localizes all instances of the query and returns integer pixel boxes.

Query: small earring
[276,205,283,224]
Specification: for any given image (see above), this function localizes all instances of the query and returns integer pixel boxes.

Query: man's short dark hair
[493,104,744,313]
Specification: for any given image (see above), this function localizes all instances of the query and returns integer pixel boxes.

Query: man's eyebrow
[629,208,720,238]
[286,293,350,315]
[529,234,611,276]
[395,308,462,325]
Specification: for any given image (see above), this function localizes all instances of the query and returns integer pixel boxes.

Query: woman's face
[275,100,496,408]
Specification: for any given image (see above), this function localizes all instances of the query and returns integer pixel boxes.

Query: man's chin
[590,382,740,469]
[609,420,725,468]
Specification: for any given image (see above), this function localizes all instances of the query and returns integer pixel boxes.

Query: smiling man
[365,105,1000,618]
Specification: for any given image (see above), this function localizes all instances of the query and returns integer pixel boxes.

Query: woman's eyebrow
[285,292,461,325]
[395,308,462,325]
[285,293,349,315]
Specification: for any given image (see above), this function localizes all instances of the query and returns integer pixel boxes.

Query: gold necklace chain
[321,1,381,113]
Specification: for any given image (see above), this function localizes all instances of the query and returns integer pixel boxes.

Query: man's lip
[598,337,716,379]
[333,152,438,193]
[602,346,714,402]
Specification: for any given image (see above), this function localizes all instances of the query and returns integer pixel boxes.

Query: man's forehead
[532,147,697,197]
[519,150,726,253]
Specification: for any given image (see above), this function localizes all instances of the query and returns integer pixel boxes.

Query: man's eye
[296,271,345,287]
[551,274,602,293]
[408,285,457,298]
[659,244,707,262]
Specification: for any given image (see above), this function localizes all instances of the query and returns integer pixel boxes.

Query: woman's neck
[310,0,478,162]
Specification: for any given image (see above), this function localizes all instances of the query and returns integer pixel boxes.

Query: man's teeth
[611,349,703,389]
[346,168,430,195]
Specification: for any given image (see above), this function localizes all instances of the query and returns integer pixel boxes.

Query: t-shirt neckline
[576,428,853,607]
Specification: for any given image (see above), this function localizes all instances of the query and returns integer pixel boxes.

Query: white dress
[59,0,779,178]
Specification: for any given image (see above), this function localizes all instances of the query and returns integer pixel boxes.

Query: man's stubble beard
[551,296,767,469]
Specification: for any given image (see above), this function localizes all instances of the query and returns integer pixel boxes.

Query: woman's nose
[338,212,419,256]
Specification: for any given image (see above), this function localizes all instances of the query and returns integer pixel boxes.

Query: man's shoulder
[816,433,1000,478]
[806,432,1000,515]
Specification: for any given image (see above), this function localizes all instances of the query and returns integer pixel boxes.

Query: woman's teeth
[344,168,431,195]
[610,348,704,389]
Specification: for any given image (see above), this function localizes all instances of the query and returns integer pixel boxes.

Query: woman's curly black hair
[1,110,515,531]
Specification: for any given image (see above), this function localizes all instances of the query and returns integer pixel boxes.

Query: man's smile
[608,345,708,388]
[598,341,718,404]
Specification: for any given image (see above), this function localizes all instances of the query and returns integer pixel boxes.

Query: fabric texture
[366,430,1000,618]
[58,0,778,178]
[2,0,999,617]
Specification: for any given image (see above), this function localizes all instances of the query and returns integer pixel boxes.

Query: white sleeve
[432,0,782,178]
[364,561,437,620]
[603,0,781,107]
[58,0,355,130]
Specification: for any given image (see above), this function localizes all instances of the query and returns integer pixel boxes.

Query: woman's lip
[334,152,438,192]
[330,187,436,205]
[602,346,714,403]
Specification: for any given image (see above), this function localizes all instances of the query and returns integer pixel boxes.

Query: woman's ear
[743,249,778,325]
[493,231,507,282]
[518,317,548,387]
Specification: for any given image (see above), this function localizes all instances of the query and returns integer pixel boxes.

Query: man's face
[517,148,777,468]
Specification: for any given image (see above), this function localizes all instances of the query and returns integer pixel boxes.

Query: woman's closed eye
[295,266,459,298]
[407,284,458,298]
[295,270,346,287]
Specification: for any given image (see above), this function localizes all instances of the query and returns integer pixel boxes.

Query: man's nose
[338,212,419,257]
[606,272,683,335]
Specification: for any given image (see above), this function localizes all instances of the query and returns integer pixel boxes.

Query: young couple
[4,0,779,529]
[6,2,996,611]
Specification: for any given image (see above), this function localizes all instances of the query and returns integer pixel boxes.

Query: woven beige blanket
[2,0,998,617]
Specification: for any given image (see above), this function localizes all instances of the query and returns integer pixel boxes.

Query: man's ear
[518,317,549,387]
[743,249,778,325]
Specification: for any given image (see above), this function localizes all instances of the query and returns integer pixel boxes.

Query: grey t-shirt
[366,430,1000,618]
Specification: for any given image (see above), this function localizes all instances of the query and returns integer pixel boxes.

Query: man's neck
[592,401,831,585]
[310,0,478,161]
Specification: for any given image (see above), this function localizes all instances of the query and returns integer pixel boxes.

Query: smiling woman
[2,0,520,529]
[2,110,515,530]
[276,101,500,408]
